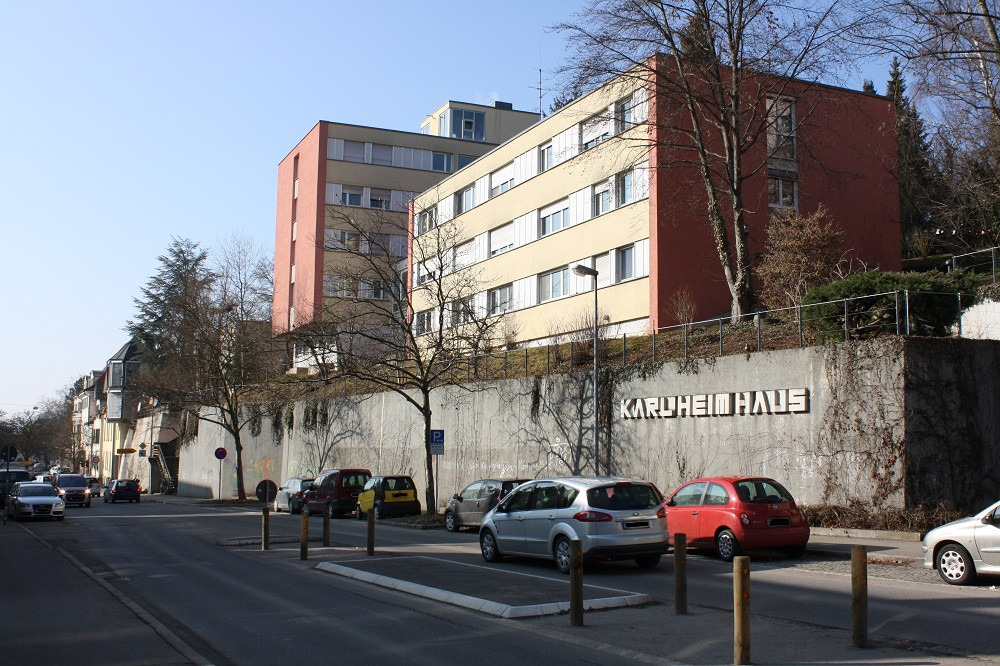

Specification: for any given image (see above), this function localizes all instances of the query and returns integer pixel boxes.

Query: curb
[810,527,922,542]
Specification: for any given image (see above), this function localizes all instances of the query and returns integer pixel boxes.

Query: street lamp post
[573,264,600,475]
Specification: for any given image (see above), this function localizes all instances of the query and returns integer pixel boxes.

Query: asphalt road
[8,499,1000,665]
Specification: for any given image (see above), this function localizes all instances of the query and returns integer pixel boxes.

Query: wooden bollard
[366,506,375,556]
[674,533,687,614]
[300,510,309,560]
[852,545,868,648]
[262,504,270,551]
[569,539,584,626]
[733,555,750,665]
[323,502,331,547]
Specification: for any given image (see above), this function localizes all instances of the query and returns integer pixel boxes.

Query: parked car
[5,482,66,521]
[444,478,531,532]
[663,476,810,561]
[104,479,141,503]
[303,469,371,517]
[356,475,421,520]
[54,473,92,507]
[274,476,314,514]
[0,469,32,502]
[479,477,669,574]
[922,499,1000,585]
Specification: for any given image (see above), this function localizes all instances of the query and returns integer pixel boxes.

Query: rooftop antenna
[530,68,545,119]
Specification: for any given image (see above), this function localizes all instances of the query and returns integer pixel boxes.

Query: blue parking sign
[429,429,444,444]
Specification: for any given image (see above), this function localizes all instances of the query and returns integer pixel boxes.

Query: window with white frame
[371,143,393,166]
[454,240,476,271]
[341,185,363,206]
[539,143,553,172]
[540,202,570,236]
[767,98,796,161]
[416,209,436,235]
[415,262,436,285]
[490,162,515,197]
[616,169,634,206]
[592,184,611,216]
[615,95,635,133]
[415,309,433,335]
[432,152,452,173]
[450,109,485,141]
[450,297,475,326]
[581,112,610,150]
[325,228,360,252]
[538,267,571,302]
[487,283,513,315]
[343,140,365,163]
[369,188,390,209]
[489,222,514,256]
[455,185,475,215]
[323,275,355,298]
[768,175,797,210]
[359,279,388,300]
[616,245,635,282]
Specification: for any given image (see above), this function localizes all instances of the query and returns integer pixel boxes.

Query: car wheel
[374,503,383,520]
[715,529,741,562]
[635,554,661,568]
[937,543,976,585]
[444,511,458,532]
[480,530,503,562]
[554,536,573,574]
[355,504,364,520]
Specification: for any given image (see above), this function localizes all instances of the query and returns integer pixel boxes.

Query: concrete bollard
[569,539,584,626]
[733,555,750,665]
[323,502,331,547]
[366,506,375,556]
[674,533,687,615]
[262,504,270,551]
[852,545,868,648]
[300,510,309,560]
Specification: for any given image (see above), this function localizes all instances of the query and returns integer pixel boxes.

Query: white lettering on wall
[620,388,810,419]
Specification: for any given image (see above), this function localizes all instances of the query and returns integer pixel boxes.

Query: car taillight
[656,504,668,519]
[294,491,303,498]
[573,510,613,522]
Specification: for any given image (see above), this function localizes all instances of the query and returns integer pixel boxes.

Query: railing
[948,246,998,283]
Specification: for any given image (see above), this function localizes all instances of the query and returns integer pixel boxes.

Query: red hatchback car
[664,476,810,561]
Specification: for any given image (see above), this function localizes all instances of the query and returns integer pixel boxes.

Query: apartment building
[272,102,538,370]
[408,69,901,345]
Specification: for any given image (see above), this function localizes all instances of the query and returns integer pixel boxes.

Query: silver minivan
[479,476,669,573]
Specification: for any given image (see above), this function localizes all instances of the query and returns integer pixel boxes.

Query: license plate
[622,521,649,530]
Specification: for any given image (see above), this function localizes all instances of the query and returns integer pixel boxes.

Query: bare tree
[555,0,872,321]
[291,202,509,514]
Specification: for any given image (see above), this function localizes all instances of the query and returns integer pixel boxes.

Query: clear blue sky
[0,1,889,413]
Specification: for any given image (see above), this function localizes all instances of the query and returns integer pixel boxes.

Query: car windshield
[60,477,87,487]
[734,479,794,503]
[384,477,414,490]
[587,483,663,510]
[20,485,58,497]
[116,481,137,490]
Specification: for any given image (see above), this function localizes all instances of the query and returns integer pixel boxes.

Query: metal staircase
[152,443,179,493]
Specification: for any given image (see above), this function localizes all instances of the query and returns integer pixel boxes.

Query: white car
[922,500,1000,585]
[5,482,66,521]
[479,476,669,574]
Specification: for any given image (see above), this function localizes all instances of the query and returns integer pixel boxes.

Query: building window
[768,176,797,210]
[490,162,515,197]
[371,143,393,166]
[616,170,634,206]
[489,222,514,256]
[488,283,513,315]
[540,204,570,236]
[416,209,436,235]
[539,143,553,172]
[450,109,485,141]
[453,240,476,271]
[538,267,571,302]
[341,185,363,206]
[359,279,388,300]
[616,245,634,281]
[290,263,296,283]
[326,229,361,252]
[592,186,611,216]
[615,95,635,133]
[432,152,453,173]
[450,297,475,326]
[415,309,433,335]
[455,185,475,215]
[581,113,610,150]
[767,98,796,161]
[415,263,436,285]
[369,188,390,209]
[323,275,355,298]
[457,155,476,169]
[343,140,365,163]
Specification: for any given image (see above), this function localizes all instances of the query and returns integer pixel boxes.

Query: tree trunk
[230,410,247,501]
[422,395,436,515]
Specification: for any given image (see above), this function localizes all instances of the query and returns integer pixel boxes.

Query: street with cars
[3,484,1000,665]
